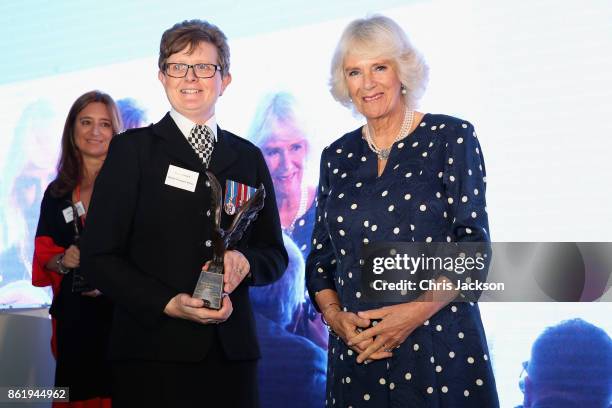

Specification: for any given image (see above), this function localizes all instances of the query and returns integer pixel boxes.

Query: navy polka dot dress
[306,114,499,407]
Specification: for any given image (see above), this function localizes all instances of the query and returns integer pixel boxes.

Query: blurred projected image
[250,234,326,408]
[0,100,60,306]
[116,97,148,130]
[248,92,328,349]
[248,92,317,256]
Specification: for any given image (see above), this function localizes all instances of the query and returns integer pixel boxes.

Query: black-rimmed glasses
[164,63,221,78]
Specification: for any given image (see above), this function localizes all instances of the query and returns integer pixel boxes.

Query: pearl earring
[401,86,407,95]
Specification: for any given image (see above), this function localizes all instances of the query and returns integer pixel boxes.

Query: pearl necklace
[363,107,414,160]
[283,183,309,234]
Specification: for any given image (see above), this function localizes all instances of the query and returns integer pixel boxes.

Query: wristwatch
[56,254,70,275]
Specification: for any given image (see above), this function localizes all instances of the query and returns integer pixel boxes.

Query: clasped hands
[324,302,430,364]
[164,250,250,325]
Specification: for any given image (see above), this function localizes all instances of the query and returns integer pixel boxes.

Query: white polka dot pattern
[305,116,495,407]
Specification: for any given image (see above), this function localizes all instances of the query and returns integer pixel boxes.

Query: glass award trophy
[193,171,265,309]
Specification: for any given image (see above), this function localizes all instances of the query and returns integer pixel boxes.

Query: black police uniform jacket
[80,113,288,363]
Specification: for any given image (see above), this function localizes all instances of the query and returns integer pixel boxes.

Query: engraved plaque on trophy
[193,171,265,309]
[68,203,92,293]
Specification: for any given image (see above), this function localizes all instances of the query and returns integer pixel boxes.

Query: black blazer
[80,113,288,362]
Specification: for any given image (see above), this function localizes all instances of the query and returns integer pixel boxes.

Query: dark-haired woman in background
[32,90,122,408]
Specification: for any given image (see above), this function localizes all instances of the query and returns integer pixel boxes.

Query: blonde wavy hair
[329,15,429,111]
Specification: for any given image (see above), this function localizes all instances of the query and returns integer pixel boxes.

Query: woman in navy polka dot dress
[306,15,499,407]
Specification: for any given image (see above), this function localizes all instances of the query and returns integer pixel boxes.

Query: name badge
[62,202,85,223]
[165,165,199,192]
[75,201,86,216]
[62,208,74,223]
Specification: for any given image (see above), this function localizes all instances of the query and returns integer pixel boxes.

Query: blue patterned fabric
[306,114,499,407]
[290,204,317,257]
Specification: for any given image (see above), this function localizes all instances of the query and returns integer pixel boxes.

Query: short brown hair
[158,19,230,77]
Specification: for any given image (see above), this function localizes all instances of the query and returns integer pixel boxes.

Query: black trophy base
[193,269,224,310]
[71,269,92,293]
